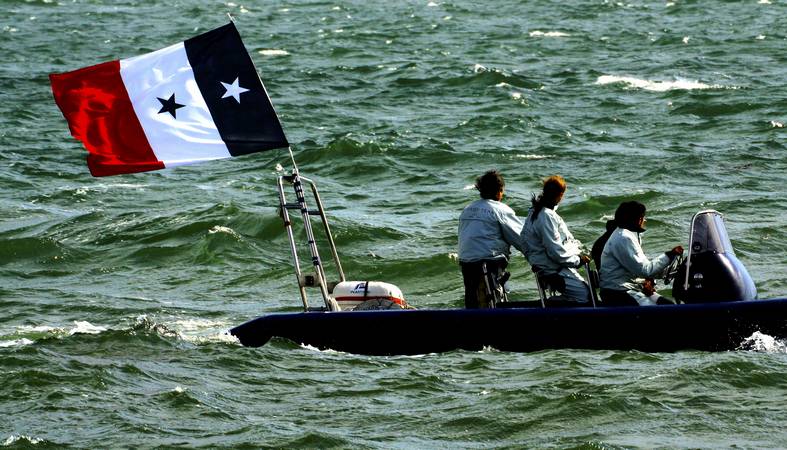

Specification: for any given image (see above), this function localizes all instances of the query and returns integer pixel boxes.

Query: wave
[0,321,107,348]
[132,314,239,345]
[257,49,290,56]
[0,316,238,348]
[0,236,76,267]
[738,331,787,353]
[669,100,762,117]
[0,338,34,348]
[596,75,729,92]
[392,65,541,90]
[529,30,571,37]
[2,435,46,446]
[514,154,552,160]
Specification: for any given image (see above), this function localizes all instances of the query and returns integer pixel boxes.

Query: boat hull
[230,298,787,355]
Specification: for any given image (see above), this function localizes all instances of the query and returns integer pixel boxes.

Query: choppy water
[2,0,786,447]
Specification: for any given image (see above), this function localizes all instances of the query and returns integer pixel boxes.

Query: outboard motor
[672,210,757,303]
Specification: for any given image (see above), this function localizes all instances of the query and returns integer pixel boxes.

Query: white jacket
[599,228,670,291]
[521,206,582,274]
[458,199,525,263]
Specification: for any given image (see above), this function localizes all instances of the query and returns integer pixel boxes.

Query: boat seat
[481,261,509,308]
[533,264,599,308]
[532,267,562,307]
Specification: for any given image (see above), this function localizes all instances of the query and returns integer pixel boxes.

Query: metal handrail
[277,172,346,312]
[277,176,309,310]
[299,176,346,283]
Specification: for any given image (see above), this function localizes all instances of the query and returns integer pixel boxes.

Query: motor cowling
[672,210,757,303]
[331,281,408,311]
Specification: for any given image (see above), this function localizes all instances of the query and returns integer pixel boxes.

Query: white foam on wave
[208,225,240,239]
[5,317,240,347]
[0,338,34,348]
[300,343,344,354]
[740,331,787,353]
[3,435,44,445]
[168,317,239,345]
[515,154,551,160]
[69,321,107,335]
[596,75,725,92]
[17,325,57,333]
[90,183,149,191]
[258,49,289,56]
[529,30,570,37]
[1,323,94,346]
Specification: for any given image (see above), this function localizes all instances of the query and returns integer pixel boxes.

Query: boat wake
[0,316,238,348]
[738,331,787,353]
[0,321,106,348]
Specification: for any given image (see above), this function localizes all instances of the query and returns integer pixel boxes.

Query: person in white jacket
[458,170,526,308]
[521,175,592,305]
[599,201,683,306]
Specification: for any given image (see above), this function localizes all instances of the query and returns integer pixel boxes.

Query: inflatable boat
[231,297,787,355]
[231,174,785,355]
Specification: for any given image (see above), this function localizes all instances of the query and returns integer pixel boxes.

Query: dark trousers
[600,289,674,306]
[461,259,507,309]
[600,289,640,307]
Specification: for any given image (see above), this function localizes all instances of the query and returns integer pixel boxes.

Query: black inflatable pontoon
[230,297,787,355]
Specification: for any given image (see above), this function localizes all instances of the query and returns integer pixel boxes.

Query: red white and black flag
[50,23,289,177]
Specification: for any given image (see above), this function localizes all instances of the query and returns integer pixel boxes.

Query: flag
[50,23,289,177]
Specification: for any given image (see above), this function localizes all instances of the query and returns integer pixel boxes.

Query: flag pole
[287,146,299,175]
[233,20,333,309]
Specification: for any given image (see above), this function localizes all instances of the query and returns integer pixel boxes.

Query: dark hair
[531,175,567,220]
[614,201,646,232]
[591,219,618,269]
[475,170,505,200]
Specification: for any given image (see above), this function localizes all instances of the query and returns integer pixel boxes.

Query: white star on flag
[220,77,249,103]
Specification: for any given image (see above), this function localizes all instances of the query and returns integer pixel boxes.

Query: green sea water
[2,0,787,447]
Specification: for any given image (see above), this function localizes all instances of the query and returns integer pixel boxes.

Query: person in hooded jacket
[521,175,592,305]
[599,201,683,306]
[458,170,526,308]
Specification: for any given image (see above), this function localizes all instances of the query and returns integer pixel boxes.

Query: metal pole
[302,177,346,283]
[277,176,308,311]
[286,148,333,310]
[534,271,547,308]
[583,261,597,308]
